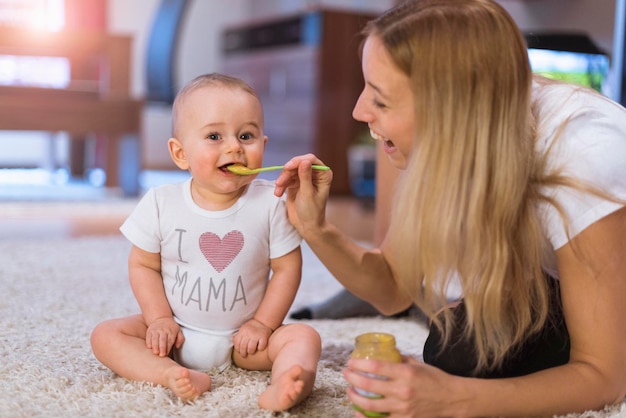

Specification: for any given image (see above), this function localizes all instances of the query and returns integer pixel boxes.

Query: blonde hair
[368,0,551,372]
[171,73,261,137]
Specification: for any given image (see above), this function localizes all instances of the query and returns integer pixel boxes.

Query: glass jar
[350,332,402,417]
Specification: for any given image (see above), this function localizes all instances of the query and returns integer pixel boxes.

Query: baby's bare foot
[166,366,211,402]
[258,365,307,411]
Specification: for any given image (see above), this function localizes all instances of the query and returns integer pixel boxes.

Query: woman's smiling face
[352,35,416,170]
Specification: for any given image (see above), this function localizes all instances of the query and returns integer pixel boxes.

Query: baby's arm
[128,245,184,357]
[234,247,302,357]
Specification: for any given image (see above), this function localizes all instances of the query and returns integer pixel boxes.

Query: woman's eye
[373,99,387,109]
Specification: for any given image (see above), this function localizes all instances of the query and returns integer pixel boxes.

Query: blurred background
[0,0,621,203]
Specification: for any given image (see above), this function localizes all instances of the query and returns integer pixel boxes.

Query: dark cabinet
[221,9,376,194]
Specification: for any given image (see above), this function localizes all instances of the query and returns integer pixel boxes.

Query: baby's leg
[236,323,321,411]
[90,315,211,401]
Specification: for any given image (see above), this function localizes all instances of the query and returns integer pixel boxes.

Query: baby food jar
[350,332,402,417]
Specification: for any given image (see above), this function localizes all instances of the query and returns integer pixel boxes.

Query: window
[0,0,64,31]
[0,0,68,88]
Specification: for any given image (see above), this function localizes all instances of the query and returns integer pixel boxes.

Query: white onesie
[120,178,301,371]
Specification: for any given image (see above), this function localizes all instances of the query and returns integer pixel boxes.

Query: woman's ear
[168,137,189,170]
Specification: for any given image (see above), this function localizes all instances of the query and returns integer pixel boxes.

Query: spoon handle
[311,165,331,171]
[257,165,330,173]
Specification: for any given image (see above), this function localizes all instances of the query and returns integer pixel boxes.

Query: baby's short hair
[171,73,260,136]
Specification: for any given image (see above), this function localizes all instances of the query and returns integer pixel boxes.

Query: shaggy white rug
[0,236,624,418]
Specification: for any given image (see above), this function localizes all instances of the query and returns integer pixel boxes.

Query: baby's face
[175,85,267,204]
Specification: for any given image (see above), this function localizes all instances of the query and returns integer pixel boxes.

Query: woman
[274,0,626,416]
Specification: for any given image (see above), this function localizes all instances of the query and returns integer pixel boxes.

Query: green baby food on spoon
[227,163,330,175]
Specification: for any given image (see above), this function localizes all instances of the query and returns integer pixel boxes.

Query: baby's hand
[233,318,273,358]
[146,317,184,357]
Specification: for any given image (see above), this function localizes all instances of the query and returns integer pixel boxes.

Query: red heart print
[199,231,244,273]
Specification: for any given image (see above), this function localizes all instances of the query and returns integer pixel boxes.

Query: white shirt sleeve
[119,187,162,253]
[536,84,626,250]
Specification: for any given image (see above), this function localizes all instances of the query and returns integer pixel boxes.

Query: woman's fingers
[275,154,327,196]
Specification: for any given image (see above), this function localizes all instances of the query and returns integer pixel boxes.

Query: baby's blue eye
[207,133,220,141]
[240,133,252,141]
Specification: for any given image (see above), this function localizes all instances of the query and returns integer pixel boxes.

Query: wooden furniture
[222,9,376,195]
[0,28,142,195]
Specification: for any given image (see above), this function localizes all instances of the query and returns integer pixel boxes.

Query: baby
[90,73,321,411]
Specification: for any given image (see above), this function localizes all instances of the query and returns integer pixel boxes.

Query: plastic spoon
[226,163,330,175]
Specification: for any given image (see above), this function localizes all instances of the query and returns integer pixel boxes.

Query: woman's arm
[552,205,626,406]
[467,205,626,415]
[275,154,412,315]
[345,206,626,417]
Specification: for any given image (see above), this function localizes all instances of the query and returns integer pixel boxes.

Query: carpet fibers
[0,236,624,417]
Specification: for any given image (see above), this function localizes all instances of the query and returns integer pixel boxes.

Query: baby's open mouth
[219,163,237,173]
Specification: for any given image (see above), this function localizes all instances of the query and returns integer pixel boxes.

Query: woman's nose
[352,91,371,123]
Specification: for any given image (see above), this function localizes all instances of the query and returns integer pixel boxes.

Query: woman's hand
[274,154,333,237]
[344,355,463,418]
[145,317,184,357]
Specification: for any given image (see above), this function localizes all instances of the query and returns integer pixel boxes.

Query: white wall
[106,0,395,100]
[107,0,249,99]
